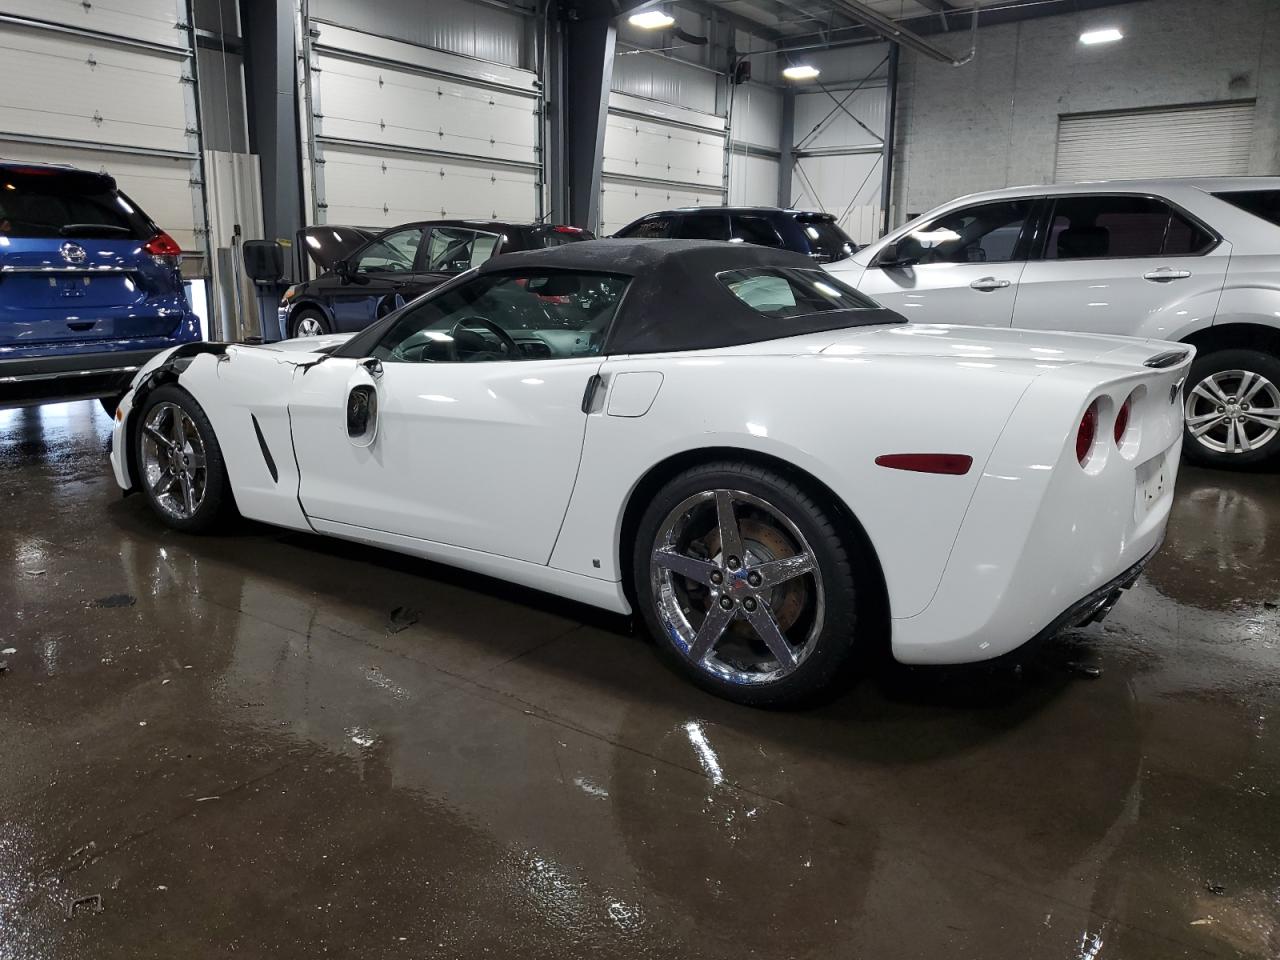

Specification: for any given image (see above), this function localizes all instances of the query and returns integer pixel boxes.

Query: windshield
[0,169,149,239]
[365,271,631,363]
[795,215,855,262]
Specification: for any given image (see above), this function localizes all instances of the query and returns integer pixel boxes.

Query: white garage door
[0,2,206,261]
[306,23,541,228]
[600,92,725,235]
[1055,101,1256,182]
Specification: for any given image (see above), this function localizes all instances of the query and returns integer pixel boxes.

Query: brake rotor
[703,519,808,631]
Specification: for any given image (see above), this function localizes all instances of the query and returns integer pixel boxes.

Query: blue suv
[0,161,200,411]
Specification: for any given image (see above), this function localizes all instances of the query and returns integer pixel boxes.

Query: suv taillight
[1077,400,1100,466]
[143,231,181,268]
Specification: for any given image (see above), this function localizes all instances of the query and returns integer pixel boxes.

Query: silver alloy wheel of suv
[1185,369,1280,456]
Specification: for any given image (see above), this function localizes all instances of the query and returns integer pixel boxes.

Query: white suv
[829,178,1280,469]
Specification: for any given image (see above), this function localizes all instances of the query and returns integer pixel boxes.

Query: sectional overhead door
[1054,102,1257,181]
[600,92,726,235]
[0,1,207,262]
[305,22,541,229]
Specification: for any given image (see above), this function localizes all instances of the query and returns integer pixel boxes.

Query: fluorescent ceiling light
[782,64,820,81]
[1079,27,1123,44]
[628,9,675,29]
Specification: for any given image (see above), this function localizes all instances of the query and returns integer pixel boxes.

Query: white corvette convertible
[109,240,1190,705]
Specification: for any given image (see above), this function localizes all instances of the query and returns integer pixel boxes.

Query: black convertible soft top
[479,239,904,355]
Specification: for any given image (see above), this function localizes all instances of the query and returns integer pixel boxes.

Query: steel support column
[879,43,898,235]
[240,0,303,246]
[778,91,795,207]
[553,13,615,233]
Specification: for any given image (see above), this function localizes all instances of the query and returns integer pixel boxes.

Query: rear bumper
[0,348,164,408]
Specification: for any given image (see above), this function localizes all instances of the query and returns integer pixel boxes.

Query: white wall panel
[730,83,781,151]
[599,181,723,235]
[0,22,192,154]
[0,140,200,250]
[602,112,725,190]
[320,144,537,227]
[790,152,883,246]
[309,0,527,68]
[728,152,779,207]
[0,0,186,49]
[794,86,886,151]
[315,53,538,165]
[611,49,719,116]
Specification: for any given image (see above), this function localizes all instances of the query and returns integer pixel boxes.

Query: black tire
[1182,347,1280,470]
[289,307,330,339]
[631,461,869,708]
[133,384,234,533]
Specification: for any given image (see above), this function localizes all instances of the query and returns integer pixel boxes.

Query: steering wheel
[447,316,520,362]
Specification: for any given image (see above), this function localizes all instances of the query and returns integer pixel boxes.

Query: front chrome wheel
[649,489,824,686]
[140,401,208,520]
[1185,369,1280,455]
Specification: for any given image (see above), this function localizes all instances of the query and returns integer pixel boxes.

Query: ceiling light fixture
[628,9,675,29]
[782,64,820,81]
[1079,27,1123,44]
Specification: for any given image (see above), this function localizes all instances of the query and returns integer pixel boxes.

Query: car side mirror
[876,241,916,269]
[335,258,369,286]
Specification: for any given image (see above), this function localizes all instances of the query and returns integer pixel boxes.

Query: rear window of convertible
[718,267,879,319]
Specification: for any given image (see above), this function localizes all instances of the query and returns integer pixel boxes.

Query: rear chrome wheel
[633,462,866,707]
[140,401,208,520]
[1182,348,1280,469]
[1185,370,1280,455]
[651,489,823,686]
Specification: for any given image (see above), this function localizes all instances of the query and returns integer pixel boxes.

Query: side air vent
[251,414,279,483]
[1143,349,1190,369]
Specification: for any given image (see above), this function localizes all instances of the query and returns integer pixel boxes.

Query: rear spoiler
[1143,349,1191,369]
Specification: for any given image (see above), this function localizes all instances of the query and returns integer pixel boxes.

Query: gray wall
[891,0,1280,222]
[308,0,530,67]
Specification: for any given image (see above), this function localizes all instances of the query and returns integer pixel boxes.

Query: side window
[894,200,1033,266]
[353,227,423,274]
[1213,189,1280,228]
[730,215,784,248]
[424,228,498,273]
[370,271,631,363]
[678,212,730,241]
[622,216,675,239]
[1045,195,1214,260]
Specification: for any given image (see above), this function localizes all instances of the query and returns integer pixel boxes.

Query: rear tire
[631,461,866,707]
[289,307,330,339]
[134,384,234,533]
[1182,348,1280,470]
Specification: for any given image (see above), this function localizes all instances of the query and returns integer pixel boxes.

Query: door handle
[1143,268,1192,282]
[969,277,1011,292]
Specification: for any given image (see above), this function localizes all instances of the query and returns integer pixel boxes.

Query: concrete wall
[891,0,1280,222]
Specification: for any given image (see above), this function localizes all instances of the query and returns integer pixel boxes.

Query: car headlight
[281,284,301,303]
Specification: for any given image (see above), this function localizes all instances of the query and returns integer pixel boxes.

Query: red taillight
[143,231,181,256]
[553,225,583,234]
[874,453,974,475]
[1114,396,1131,445]
[1076,401,1099,466]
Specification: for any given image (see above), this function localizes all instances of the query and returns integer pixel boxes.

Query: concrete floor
[1,401,1278,960]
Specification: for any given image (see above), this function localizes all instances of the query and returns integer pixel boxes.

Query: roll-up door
[1054,101,1256,182]
[601,92,725,235]
[305,23,541,228]
[0,1,207,266]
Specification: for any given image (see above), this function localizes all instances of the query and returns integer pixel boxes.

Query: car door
[326,226,426,330]
[288,268,631,564]
[856,198,1036,326]
[1010,194,1230,337]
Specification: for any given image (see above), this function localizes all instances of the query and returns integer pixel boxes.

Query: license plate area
[1134,449,1171,521]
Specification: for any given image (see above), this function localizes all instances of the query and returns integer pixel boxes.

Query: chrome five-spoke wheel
[295,314,325,338]
[1185,369,1280,455]
[650,489,824,686]
[140,401,208,520]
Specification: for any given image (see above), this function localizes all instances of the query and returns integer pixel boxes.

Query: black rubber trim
[1144,349,1191,369]
[251,413,279,483]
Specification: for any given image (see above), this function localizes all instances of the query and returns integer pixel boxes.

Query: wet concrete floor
[1,400,1278,958]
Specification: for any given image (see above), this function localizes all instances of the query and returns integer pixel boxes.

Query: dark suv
[0,161,199,410]
[613,207,857,263]
[279,220,593,337]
